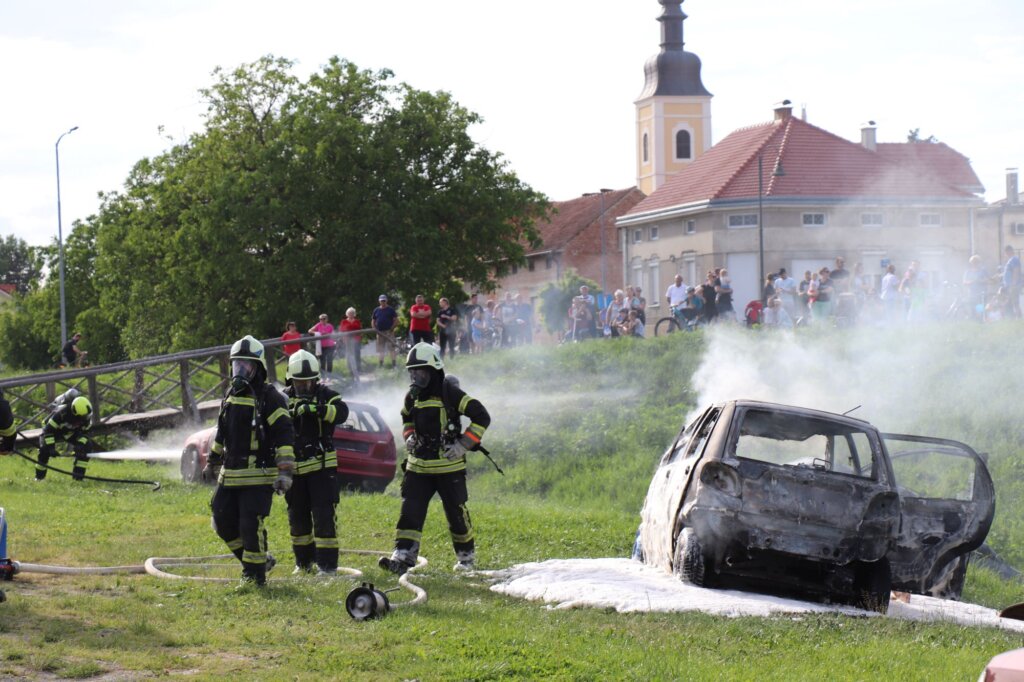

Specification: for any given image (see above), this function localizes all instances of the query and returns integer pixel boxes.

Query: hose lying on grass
[10,550,428,607]
[9,438,162,490]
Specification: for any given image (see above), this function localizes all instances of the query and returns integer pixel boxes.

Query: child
[470,308,485,354]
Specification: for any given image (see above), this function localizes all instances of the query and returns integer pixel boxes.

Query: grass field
[2,325,1024,680]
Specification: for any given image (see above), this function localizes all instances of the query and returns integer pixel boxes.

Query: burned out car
[633,400,994,612]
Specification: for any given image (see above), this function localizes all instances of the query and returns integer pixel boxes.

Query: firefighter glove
[202,461,221,481]
[273,467,293,495]
[444,435,474,461]
[294,401,315,417]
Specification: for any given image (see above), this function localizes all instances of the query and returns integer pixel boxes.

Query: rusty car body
[633,400,995,612]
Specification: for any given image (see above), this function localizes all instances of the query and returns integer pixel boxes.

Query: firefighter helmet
[406,342,443,371]
[229,335,267,371]
[286,349,320,381]
[71,396,92,418]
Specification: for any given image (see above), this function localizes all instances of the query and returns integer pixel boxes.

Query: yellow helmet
[71,396,92,418]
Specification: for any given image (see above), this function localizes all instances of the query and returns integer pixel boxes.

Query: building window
[545,254,553,270]
[802,213,826,226]
[632,264,644,292]
[642,133,649,164]
[511,263,518,275]
[650,226,659,241]
[728,214,758,228]
[861,213,884,227]
[684,256,696,286]
[675,130,691,160]
[528,259,535,272]
[648,260,661,306]
[633,229,643,244]
[685,220,696,235]
[919,213,941,227]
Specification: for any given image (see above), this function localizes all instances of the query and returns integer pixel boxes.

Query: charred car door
[638,406,721,571]
[882,433,995,598]
[723,408,899,565]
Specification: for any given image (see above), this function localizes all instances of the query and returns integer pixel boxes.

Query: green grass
[2,326,1024,679]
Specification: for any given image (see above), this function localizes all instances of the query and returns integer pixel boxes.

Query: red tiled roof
[626,116,980,217]
[532,188,646,253]
[0,284,16,295]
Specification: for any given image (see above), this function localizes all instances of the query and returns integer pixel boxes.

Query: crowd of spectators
[279,292,540,382]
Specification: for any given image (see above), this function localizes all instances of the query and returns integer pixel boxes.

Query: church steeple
[635,0,713,194]
[638,0,712,99]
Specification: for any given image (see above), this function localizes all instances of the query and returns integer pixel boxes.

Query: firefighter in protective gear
[207,335,295,586]
[283,350,348,575]
[379,342,490,575]
[37,390,93,481]
[0,388,16,454]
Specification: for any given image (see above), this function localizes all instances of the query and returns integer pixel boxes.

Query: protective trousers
[35,445,89,481]
[392,469,473,566]
[211,485,274,584]
[285,467,339,571]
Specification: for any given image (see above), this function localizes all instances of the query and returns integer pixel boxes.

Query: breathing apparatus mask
[231,359,260,393]
[409,368,431,390]
[292,378,316,397]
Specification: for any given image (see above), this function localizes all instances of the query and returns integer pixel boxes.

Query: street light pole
[758,155,765,303]
[757,154,785,304]
[56,125,79,349]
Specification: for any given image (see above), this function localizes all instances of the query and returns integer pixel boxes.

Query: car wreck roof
[713,399,875,428]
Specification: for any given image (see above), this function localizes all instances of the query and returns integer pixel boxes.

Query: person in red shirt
[339,307,362,383]
[281,321,302,357]
[408,295,434,345]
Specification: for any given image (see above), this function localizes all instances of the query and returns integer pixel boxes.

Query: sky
[2,0,1022,247]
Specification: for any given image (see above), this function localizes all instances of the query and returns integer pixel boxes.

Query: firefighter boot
[71,466,86,481]
[292,544,315,575]
[240,561,267,587]
[316,546,339,575]
[453,550,476,572]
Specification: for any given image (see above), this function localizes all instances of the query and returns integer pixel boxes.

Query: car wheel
[181,447,201,483]
[673,527,710,587]
[853,558,891,613]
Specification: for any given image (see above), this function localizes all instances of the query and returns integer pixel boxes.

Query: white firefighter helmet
[229,335,267,371]
[406,342,443,371]
[286,349,320,381]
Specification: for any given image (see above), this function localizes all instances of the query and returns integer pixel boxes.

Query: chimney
[1008,168,1019,205]
[800,103,807,122]
[773,99,793,121]
[860,120,877,152]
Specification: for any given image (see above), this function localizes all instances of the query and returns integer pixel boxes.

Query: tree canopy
[0,56,549,367]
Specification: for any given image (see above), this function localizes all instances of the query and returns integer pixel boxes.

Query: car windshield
[732,408,877,479]
[339,406,385,433]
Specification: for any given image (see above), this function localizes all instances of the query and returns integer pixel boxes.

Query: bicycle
[654,306,702,336]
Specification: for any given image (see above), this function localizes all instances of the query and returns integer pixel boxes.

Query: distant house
[493,187,646,303]
[0,284,15,306]
[617,102,987,308]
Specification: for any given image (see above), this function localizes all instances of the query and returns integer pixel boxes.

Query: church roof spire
[637,0,712,99]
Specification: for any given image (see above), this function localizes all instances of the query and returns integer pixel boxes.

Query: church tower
[636,0,713,195]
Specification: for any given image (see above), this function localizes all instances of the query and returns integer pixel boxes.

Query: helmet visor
[409,367,431,389]
[292,378,316,396]
[231,359,259,380]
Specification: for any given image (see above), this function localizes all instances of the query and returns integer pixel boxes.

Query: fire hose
[7,433,162,490]
[4,549,427,612]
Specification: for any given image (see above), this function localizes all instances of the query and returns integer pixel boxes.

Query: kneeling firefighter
[205,335,295,586]
[37,389,93,481]
[379,342,490,574]
[283,350,348,574]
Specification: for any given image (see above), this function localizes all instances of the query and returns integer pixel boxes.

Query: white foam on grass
[488,558,1024,632]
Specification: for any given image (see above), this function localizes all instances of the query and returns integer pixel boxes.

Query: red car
[181,400,397,492]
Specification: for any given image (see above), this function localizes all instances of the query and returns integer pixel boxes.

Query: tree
[84,55,548,357]
[906,128,939,144]
[536,271,600,336]
[0,235,42,294]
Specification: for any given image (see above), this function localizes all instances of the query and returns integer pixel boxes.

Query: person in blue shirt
[371,295,400,369]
